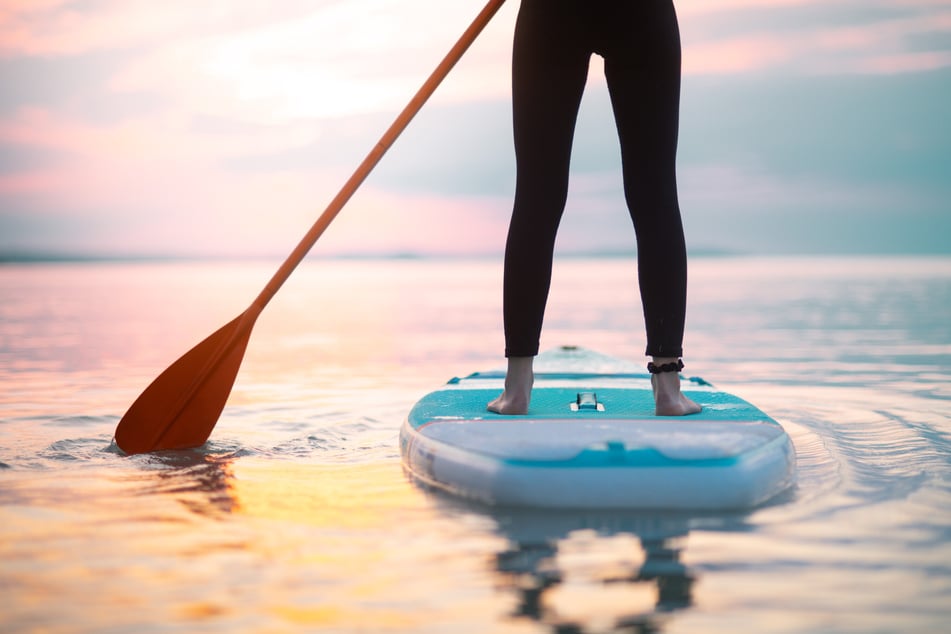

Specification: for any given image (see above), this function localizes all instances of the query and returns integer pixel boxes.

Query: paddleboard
[400,346,796,510]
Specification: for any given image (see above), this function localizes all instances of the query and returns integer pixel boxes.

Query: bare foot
[487,356,534,415]
[651,358,702,416]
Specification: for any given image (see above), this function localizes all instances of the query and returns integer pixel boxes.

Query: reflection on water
[126,450,240,518]
[119,453,707,633]
[1,257,951,633]
[489,509,696,633]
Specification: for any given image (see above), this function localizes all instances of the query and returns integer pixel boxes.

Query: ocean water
[1,255,950,633]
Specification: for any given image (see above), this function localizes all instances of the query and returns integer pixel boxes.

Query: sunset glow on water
[2,256,950,632]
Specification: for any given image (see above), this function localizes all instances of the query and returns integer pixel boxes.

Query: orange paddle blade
[114,311,256,455]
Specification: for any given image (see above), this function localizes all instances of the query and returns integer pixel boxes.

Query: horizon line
[2,247,950,265]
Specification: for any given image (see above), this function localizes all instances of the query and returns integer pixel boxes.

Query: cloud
[17,1,514,125]
[0,0,949,257]
[847,50,951,74]
[0,0,327,58]
[680,0,951,75]
[317,189,510,256]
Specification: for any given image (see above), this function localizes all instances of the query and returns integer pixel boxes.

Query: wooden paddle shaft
[253,0,507,310]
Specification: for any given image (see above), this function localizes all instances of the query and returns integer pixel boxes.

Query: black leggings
[503,0,687,358]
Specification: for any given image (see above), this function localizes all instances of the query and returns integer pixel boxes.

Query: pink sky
[1,0,949,257]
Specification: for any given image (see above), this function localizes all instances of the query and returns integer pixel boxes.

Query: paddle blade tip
[112,313,254,455]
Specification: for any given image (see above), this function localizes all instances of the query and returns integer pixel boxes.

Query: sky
[1,0,949,258]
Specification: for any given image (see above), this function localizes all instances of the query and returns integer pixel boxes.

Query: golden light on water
[230,460,423,529]
[223,459,516,631]
[270,604,428,630]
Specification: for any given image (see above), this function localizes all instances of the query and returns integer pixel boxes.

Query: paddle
[114,0,507,455]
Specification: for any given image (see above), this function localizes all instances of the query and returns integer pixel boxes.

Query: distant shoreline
[0,253,197,265]
[1,249,948,265]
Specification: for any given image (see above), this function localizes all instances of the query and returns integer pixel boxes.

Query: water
[1,256,950,633]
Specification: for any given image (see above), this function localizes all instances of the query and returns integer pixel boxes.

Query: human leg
[503,0,590,359]
[489,0,590,414]
[601,1,699,414]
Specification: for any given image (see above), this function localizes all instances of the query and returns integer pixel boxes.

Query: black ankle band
[647,359,684,374]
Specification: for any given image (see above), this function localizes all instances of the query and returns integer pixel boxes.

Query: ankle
[648,357,683,375]
[506,356,534,384]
